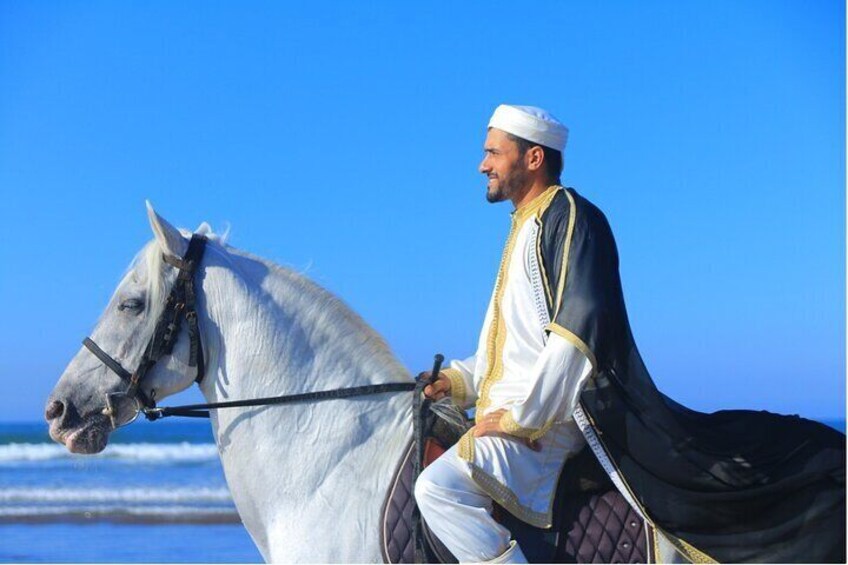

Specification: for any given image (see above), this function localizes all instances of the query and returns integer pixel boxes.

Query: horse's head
[46,203,205,453]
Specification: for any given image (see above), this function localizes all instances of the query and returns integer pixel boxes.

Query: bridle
[83,234,208,428]
[82,233,423,428]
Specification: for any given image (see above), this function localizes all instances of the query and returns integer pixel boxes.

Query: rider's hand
[472,408,542,451]
[419,372,452,400]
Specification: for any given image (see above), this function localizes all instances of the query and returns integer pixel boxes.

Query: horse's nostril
[45,400,65,421]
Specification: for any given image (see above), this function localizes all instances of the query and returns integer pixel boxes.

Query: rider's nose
[45,399,65,421]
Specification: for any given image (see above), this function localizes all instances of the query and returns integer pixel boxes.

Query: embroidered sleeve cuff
[500,410,554,442]
[441,367,468,408]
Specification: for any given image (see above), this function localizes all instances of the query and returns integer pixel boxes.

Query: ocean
[1,418,844,563]
[0,421,262,563]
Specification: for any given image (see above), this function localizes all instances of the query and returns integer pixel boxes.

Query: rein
[144,382,417,420]
[82,233,424,427]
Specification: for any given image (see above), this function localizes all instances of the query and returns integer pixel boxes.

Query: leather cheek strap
[83,337,133,382]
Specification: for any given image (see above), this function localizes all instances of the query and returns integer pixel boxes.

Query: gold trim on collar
[512,184,561,221]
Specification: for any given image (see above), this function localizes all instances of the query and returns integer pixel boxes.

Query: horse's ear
[195,221,212,236]
[146,201,188,259]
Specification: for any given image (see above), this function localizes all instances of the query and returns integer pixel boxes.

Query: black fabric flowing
[540,188,845,563]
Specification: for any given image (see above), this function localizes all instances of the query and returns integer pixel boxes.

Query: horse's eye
[119,298,144,313]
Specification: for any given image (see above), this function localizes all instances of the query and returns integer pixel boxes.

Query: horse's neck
[199,249,413,562]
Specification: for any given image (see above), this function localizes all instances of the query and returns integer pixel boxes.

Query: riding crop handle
[429,354,444,386]
[412,352,443,562]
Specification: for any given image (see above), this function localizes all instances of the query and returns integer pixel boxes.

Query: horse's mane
[128,224,408,382]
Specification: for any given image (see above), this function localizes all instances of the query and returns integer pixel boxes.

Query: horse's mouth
[50,417,111,455]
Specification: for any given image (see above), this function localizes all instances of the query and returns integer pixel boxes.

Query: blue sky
[0,1,844,422]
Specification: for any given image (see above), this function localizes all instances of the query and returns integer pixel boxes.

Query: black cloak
[538,188,845,563]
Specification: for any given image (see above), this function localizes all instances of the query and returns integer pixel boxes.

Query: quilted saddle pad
[380,442,650,563]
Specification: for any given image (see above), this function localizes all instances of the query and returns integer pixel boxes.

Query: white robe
[443,185,593,528]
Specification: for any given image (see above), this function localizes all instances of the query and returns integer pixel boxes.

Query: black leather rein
[144,382,417,420]
[82,233,418,425]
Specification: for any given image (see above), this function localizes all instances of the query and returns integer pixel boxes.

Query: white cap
[487,104,568,153]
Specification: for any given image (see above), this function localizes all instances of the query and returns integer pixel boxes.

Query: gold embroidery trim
[458,429,475,461]
[476,186,560,421]
[441,367,467,408]
[545,322,599,373]
[469,464,551,528]
[514,184,560,219]
[475,218,519,420]
[499,410,554,441]
[553,188,577,315]
[531,185,560,310]
[459,427,571,530]
[665,534,718,564]
[652,526,661,563]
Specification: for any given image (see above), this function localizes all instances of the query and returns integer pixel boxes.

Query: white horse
[46,204,414,562]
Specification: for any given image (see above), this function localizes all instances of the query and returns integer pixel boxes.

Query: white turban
[487,104,568,153]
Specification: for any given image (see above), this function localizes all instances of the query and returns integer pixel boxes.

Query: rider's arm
[495,190,603,442]
[498,331,592,441]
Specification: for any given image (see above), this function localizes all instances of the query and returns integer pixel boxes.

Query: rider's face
[479,128,529,204]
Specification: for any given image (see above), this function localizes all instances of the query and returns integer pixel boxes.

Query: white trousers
[414,444,527,563]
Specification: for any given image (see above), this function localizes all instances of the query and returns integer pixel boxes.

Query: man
[414,104,845,564]
[415,104,592,563]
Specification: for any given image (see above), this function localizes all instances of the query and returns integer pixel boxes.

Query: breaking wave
[0,442,218,464]
[0,505,240,524]
[0,486,232,503]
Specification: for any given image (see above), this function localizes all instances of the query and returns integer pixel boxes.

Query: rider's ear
[146,201,188,259]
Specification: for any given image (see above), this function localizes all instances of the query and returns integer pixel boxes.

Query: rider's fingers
[423,375,451,400]
[423,384,446,400]
[473,418,499,437]
[433,378,449,392]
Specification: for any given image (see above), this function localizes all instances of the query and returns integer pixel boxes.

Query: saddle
[380,400,650,564]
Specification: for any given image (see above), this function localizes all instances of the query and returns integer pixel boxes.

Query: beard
[486,161,530,203]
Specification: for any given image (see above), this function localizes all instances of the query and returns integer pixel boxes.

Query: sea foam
[0,442,218,464]
[0,505,241,524]
[0,486,233,503]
